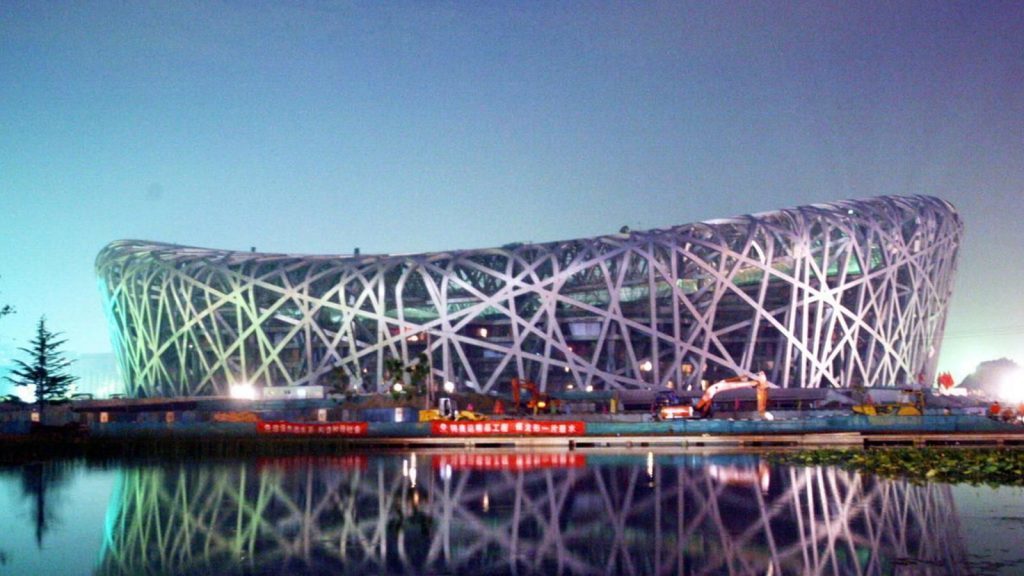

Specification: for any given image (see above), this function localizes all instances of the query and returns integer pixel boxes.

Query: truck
[418,397,487,422]
[851,388,924,416]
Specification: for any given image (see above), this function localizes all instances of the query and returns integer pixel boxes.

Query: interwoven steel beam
[94,457,967,575]
[95,195,961,397]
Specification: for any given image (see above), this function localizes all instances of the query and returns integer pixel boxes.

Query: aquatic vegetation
[772,447,1024,486]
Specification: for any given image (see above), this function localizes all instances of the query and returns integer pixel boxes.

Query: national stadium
[96,195,961,398]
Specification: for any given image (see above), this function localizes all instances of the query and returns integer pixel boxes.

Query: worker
[492,399,505,415]
[989,401,1002,419]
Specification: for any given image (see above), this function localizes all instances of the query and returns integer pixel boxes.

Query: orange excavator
[511,378,561,415]
[658,371,777,420]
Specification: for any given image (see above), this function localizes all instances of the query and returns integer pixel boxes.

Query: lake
[1,451,1022,575]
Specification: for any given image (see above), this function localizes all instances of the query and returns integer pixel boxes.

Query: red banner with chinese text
[430,420,585,436]
[433,452,586,471]
[257,421,368,436]
[256,455,369,472]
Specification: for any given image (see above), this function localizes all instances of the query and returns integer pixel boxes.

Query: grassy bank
[771,447,1024,486]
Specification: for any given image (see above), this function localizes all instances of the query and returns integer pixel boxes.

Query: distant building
[96,195,961,398]
[71,352,123,398]
[0,350,121,399]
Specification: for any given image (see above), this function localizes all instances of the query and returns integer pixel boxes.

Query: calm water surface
[1,451,1022,575]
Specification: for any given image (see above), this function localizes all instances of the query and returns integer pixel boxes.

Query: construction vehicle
[511,378,562,415]
[852,388,924,416]
[708,461,772,493]
[418,397,488,422]
[656,371,776,420]
[652,390,695,419]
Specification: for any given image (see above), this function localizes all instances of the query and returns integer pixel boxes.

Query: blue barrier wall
[2,413,1017,439]
[0,421,31,435]
[585,414,1018,435]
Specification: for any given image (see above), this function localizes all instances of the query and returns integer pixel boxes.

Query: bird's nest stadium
[96,195,961,398]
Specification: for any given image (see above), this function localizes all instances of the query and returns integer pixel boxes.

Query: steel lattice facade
[96,457,966,575]
[96,195,961,398]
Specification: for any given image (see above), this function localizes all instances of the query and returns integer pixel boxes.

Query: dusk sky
[1,2,1022,383]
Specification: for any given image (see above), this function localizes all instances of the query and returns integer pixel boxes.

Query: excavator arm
[511,378,560,415]
[694,372,776,416]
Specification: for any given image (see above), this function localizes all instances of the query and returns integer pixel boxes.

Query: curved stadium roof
[96,195,961,398]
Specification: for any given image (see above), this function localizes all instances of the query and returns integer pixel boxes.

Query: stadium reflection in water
[96,453,965,575]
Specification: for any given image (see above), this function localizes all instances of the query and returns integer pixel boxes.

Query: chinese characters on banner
[430,420,586,436]
[433,452,586,471]
[257,421,368,436]
[256,455,369,471]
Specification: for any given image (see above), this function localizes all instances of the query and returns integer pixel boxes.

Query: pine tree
[5,317,77,405]
[0,275,13,320]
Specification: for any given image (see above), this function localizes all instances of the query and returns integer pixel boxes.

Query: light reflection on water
[1,452,1019,575]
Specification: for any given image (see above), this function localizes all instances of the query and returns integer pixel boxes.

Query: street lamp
[230,382,257,400]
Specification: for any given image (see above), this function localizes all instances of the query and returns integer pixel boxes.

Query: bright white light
[764,411,775,421]
[996,367,1024,403]
[392,382,404,393]
[443,381,455,394]
[585,385,594,392]
[640,360,654,372]
[478,327,488,338]
[14,385,36,403]
[230,383,257,400]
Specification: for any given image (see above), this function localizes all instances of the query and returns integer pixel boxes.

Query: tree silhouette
[405,352,431,397]
[5,317,77,415]
[19,461,72,548]
[384,356,408,400]
[383,353,432,400]
[0,275,13,320]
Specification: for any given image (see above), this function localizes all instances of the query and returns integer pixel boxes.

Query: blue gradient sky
[1,2,1022,381]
